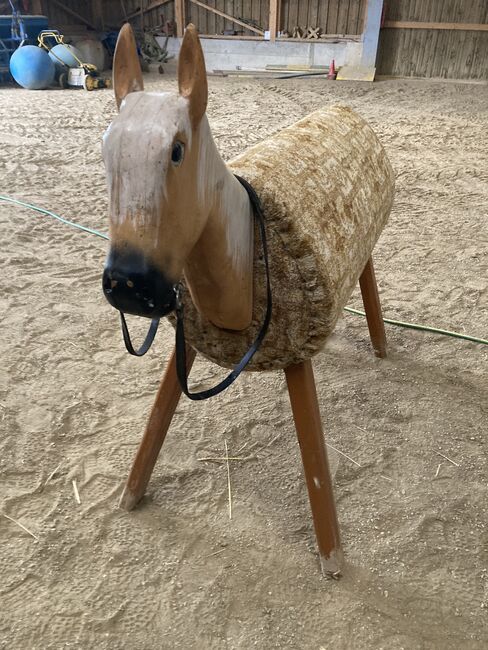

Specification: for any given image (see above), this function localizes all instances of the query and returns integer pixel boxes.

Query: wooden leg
[119,345,196,511]
[285,360,342,577]
[359,256,387,359]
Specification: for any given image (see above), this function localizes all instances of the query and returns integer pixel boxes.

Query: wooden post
[359,256,387,358]
[285,360,342,577]
[175,0,186,38]
[119,346,196,511]
[269,0,280,42]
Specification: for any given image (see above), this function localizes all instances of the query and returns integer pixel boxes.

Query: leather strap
[175,175,272,400]
[120,312,159,356]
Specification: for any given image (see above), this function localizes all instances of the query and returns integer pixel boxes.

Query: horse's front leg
[119,345,196,510]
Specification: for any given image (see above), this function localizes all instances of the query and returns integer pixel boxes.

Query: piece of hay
[2,513,39,541]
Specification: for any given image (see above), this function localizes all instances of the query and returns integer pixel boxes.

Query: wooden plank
[189,0,265,34]
[470,30,488,80]
[287,0,299,33]
[49,0,97,30]
[308,0,320,33]
[297,0,308,31]
[175,0,186,36]
[253,0,266,32]
[336,0,349,34]
[327,0,339,34]
[279,34,362,42]
[205,0,215,34]
[91,0,104,30]
[383,21,488,31]
[30,0,43,13]
[358,0,366,33]
[317,0,329,34]
[125,0,174,22]
[347,0,361,36]
[198,0,206,33]
[200,33,263,39]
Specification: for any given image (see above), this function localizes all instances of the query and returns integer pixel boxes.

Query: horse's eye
[171,141,185,166]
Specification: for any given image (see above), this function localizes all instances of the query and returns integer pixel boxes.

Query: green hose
[344,307,487,346]
[0,194,486,346]
[0,195,108,240]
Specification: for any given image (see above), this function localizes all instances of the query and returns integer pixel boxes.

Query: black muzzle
[102,247,176,318]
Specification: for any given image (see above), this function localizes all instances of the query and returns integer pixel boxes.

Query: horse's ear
[178,24,208,128]
[113,23,144,110]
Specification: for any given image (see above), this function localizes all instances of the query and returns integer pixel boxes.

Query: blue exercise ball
[49,44,82,70]
[9,45,55,90]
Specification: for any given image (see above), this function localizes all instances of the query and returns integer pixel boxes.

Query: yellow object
[337,65,376,82]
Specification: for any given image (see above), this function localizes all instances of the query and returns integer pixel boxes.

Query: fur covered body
[175,105,394,371]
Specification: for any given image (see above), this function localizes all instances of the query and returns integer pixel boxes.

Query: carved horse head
[102,24,254,330]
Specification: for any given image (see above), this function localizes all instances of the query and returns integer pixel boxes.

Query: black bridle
[118,175,272,401]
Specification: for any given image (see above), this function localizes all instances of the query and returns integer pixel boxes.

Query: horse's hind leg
[285,360,342,577]
[119,345,196,511]
[359,256,387,359]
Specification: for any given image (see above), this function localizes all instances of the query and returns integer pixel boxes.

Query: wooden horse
[101,23,394,577]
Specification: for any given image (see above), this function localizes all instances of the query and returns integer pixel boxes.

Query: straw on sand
[2,513,39,541]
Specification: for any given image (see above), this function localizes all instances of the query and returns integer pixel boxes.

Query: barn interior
[0,2,487,649]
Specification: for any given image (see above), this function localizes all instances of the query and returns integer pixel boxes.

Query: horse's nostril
[103,248,176,318]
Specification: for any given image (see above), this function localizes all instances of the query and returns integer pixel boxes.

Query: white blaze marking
[102,92,191,227]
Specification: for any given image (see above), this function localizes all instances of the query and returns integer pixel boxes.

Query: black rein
[119,174,272,400]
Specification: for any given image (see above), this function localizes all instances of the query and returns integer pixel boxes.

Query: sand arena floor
[0,71,487,649]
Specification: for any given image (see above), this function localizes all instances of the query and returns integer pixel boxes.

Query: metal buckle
[175,283,184,319]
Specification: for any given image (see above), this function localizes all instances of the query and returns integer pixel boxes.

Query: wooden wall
[187,0,366,37]
[377,0,488,80]
[383,0,488,23]
[280,0,365,36]
[115,0,175,30]
[35,1,104,30]
[187,1,270,36]
[34,1,366,39]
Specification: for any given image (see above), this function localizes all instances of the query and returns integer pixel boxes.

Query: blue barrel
[48,43,82,70]
[9,45,55,89]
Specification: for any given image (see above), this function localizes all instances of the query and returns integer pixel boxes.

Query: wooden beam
[175,0,185,38]
[124,0,173,23]
[91,0,104,30]
[49,0,97,30]
[383,21,488,32]
[198,34,263,41]
[189,0,265,36]
[269,0,280,42]
[196,33,361,43]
